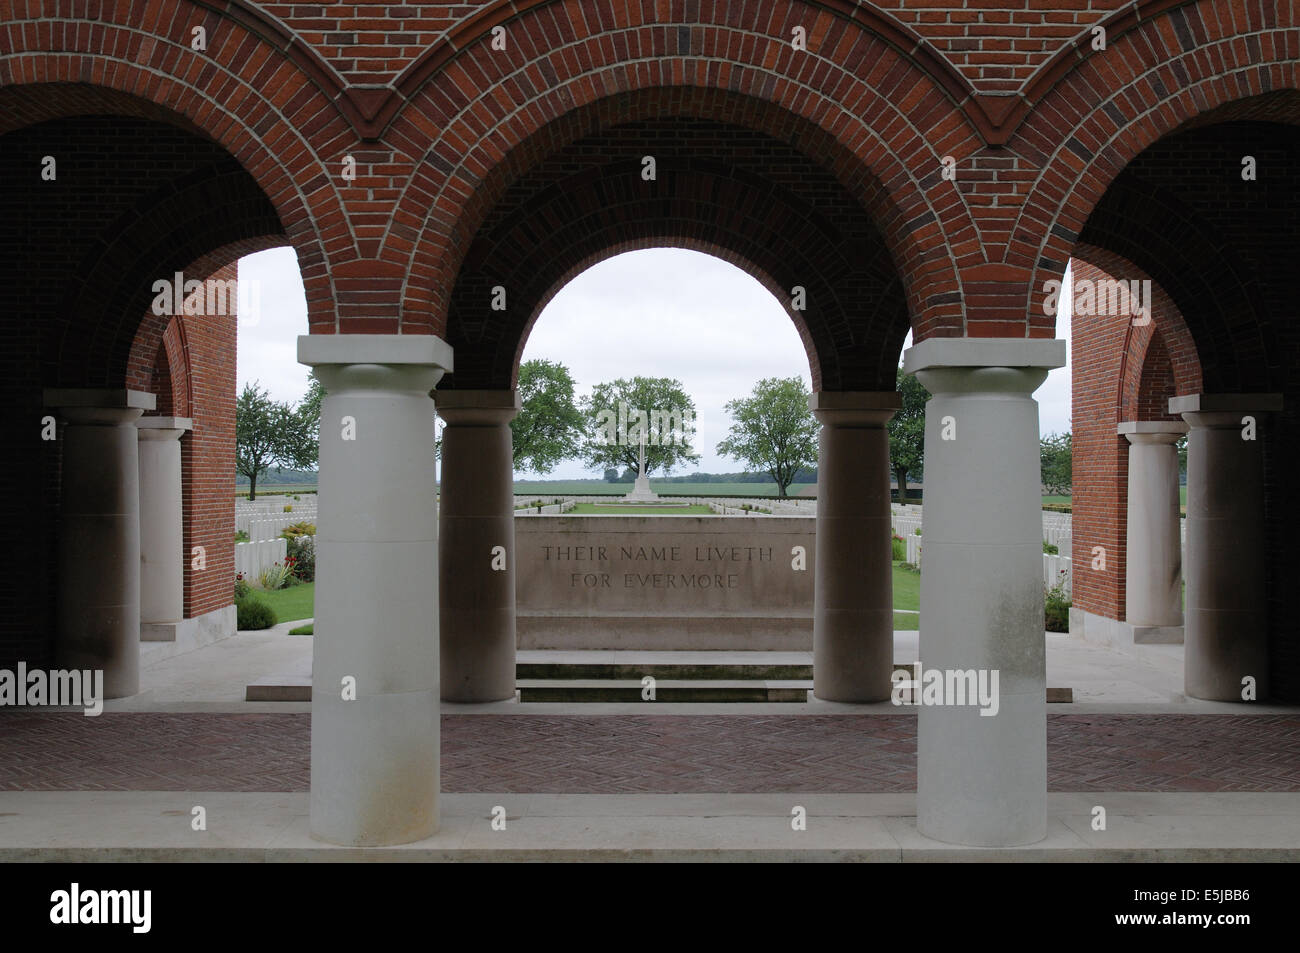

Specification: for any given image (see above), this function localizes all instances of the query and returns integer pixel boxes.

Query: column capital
[435,389,521,425]
[808,390,900,426]
[1117,420,1186,445]
[137,416,193,441]
[904,337,1065,396]
[1170,392,1283,427]
[298,333,452,393]
[44,388,155,425]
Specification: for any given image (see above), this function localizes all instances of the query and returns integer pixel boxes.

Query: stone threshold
[2,791,1298,862]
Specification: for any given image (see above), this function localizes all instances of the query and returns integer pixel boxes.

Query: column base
[1069,609,1184,647]
[139,605,238,666]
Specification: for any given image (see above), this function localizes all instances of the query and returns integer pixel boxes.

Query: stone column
[809,391,900,702]
[436,390,520,702]
[44,389,156,699]
[1171,393,1281,701]
[137,417,192,626]
[1118,422,1186,635]
[903,338,1065,847]
[299,334,452,847]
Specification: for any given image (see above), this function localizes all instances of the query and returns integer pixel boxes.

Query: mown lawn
[242,582,314,628]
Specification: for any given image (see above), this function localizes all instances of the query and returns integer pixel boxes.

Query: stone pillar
[137,417,192,625]
[1171,393,1281,701]
[1118,422,1186,635]
[903,338,1065,847]
[299,334,452,847]
[436,390,520,703]
[44,389,156,699]
[808,391,900,702]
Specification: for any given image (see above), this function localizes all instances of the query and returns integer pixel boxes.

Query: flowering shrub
[258,561,293,591]
[890,533,906,561]
[286,535,315,582]
[234,574,249,599]
[1045,571,1071,632]
[281,521,316,538]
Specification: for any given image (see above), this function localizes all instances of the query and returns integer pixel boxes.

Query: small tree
[581,377,701,476]
[715,377,819,499]
[604,467,620,483]
[236,382,307,500]
[1040,430,1073,496]
[511,359,585,474]
[889,368,929,503]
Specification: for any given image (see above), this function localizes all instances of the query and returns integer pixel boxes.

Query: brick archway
[0,5,358,327]
[384,2,984,339]
[1008,0,1300,322]
[440,106,913,393]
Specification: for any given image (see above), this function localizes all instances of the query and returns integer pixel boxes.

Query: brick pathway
[0,713,1297,793]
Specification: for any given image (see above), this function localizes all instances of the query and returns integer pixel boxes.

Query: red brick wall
[1068,246,1202,624]
[177,273,238,621]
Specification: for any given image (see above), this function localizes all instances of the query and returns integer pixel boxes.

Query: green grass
[289,623,314,635]
[892,561,921,612]
[246,581,314,626]
[568,503,714,515]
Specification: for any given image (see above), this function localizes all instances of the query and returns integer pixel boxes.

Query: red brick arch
[0,2,362,328]
[382,0,985,340]
[1007,0,1300,328]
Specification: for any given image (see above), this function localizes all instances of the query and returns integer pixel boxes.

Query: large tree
[236,381,310,500]
[511,359,585,473]
[889,367,929,503]
[1040,430,1073,496]
[290,373,325,471]
[715,377,818,498]
[581,376,700,477]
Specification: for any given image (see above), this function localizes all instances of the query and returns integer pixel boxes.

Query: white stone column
[436,390,520,702]
[137,417,192,626]
[1118,422,1186,636]
[1171,393,1281,701]
[809,392,900,702]
[44,389,156,699]
[903,338,1065,847]
[299,334,452,847]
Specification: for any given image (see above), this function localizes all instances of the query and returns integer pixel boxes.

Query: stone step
[516,660,814,680]
[516,679,810,703]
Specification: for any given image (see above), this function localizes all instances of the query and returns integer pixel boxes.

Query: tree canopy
[511,359,586,474]
[888,368,929,503]
[236,381,314,500]
[1040,430,1073,496]
[580,376,700,476]
[715,377,818,498]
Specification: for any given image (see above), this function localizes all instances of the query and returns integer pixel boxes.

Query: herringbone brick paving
[0,713,1297,793]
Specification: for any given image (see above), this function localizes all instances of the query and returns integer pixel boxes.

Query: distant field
[568,503,714,515]
[513,481,814,497]
[236,485,317,498]
[1042,487,1186,509]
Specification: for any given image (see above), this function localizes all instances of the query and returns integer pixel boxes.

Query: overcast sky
[237,246,1073,480]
